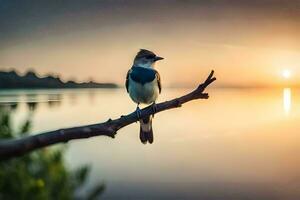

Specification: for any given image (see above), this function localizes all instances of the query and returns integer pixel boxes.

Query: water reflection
[47,100,61,108]
[0,90,63,110]
[0,102,18,111]
[25,93,38,103]
[26,102,38,111]
[283,88,291,114]
[47,94,62,108]
[0,88,300,199]
[47,93,62,102]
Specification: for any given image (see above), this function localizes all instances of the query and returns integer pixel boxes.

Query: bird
[125,49,163,144]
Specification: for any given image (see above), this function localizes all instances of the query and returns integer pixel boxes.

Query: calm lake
[1,88,299,199]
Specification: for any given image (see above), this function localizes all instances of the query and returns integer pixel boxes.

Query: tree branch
[0,70,216,160]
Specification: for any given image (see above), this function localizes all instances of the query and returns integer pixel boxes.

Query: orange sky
[0,0,299,87]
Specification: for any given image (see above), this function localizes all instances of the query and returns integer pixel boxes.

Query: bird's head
[133,49,164,68]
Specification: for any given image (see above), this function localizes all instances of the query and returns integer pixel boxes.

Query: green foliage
[0,107,104,199]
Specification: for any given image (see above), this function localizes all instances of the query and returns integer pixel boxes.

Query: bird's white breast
[128,76,159,105]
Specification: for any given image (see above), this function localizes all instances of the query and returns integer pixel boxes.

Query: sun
[282,69,291,79]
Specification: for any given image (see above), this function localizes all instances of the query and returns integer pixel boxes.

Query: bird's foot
[151,102,157,118]
[136,106,142,120]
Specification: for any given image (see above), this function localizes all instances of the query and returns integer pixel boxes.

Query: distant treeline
[0,70,118,89]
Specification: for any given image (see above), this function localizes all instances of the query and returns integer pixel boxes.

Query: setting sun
[282,69,292,79]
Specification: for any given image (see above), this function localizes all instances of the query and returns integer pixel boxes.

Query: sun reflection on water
[283,88,291,114]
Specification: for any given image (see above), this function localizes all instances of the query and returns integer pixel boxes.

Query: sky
[0,0,300,87]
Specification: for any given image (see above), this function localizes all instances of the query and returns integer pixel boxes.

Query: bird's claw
[151,102,157,118]
[136,106,142,120]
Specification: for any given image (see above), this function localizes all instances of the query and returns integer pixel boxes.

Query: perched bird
[126,49,163,144]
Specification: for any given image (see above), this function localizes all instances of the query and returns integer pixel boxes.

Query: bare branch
[0,70,216,160]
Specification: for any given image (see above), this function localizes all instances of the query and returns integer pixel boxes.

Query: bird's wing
[155,70,162,94]
[125,69,132,93]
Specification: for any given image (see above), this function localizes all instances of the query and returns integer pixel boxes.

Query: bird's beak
[154,56,164,61]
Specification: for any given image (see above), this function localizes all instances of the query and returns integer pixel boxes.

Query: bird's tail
[139,115,153,144]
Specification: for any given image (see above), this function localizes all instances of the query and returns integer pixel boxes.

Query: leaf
[86,183,105,200]
[74,166,90,187]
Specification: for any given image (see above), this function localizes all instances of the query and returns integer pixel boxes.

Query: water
[1,88,300,199]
